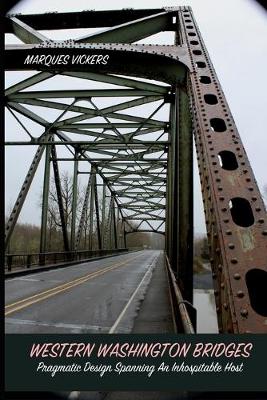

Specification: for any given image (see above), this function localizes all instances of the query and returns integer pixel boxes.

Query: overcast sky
[5,0,267,235]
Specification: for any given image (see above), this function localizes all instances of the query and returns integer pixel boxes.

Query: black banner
[5,334,267,391]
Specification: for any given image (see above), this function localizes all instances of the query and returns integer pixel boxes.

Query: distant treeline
[6,219,165,254]
[7,219,208,262]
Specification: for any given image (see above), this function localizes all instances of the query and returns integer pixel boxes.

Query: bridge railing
[165,255,196,334]
[5,248,129,272]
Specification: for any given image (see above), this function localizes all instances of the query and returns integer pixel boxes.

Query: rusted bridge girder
[4,6,267,332]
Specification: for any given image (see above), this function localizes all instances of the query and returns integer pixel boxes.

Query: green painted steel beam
[64,71,169,94]
[51,144,70,252]
[5,141,169,147]
[114,191,165,196]
[55,130,126,225]
[55,123,165,129]
[122,199,165,206]
[9,16,48,44]
[76,12,171,43]
[75,173,91,251]
[125,217,165,221]
[8,102,48,127]
[101,183,106,243]
[51,158,167,162]
[5,9,165,31]
[102,171,166,176]
[80,143,168,150]
[8,89,161,99]
[70,154,79,250]
[5,72,54,96]
[39,144,51,253]
[14,96,164,128]
[119,204,164,208]
[4,134,51,249]
[94,170,102,250]
[112,183,164,188]
[110,177,165,182]
[57,96,164,127]
[177,87,193,303]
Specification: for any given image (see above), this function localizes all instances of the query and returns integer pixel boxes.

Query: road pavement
[5,250,172,333]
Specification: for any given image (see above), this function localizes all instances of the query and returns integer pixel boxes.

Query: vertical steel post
[123,221,127,248]
[117,206,121,247]
[167,95,176,264]
[101,182,106,248]
[88,167,95,250]
[94,170,102,249]
[109,196,113,249]
[51,144,70,252]
[70,152,78,251]
[170,94,178,271]
[40,144,51,253]
[108,197,112,250]
[113,201,118,249]
[177,87,193,303]
[75,173,92,251]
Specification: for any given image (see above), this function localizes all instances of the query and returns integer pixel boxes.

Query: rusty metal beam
[179,8,267,333]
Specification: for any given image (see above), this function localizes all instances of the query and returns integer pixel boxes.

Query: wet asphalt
[5,250,172,334]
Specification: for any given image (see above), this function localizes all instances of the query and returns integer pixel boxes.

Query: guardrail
[165,254,196,333]
[5,248,129,272]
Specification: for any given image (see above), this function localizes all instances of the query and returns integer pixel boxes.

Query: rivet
[252,197,257,201]
[255,207,261,212]
[241,309,248,317]
[214,290,219,296]
[223,219,229,223]
[221,283,225,289]
[226,230,232,235]
[223,303,228,310]
[258,218,264,224]
[218,264,223,271]
[237,291,244,298]
[262,230,267,236]
[228,243,235,249]
[231,258,238,264]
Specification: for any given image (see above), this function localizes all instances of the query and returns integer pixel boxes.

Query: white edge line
[109,263,154,334]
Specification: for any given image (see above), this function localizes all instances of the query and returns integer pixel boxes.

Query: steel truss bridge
[4,6,267,333]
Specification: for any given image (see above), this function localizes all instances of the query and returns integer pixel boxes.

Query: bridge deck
[5,250,174,334]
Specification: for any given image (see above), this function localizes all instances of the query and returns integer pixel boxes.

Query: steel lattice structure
[4,7,267,333]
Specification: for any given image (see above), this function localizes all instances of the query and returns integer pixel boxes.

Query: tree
[46,170,84,251]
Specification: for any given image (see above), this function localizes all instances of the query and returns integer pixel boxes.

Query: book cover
[4,0,267,399]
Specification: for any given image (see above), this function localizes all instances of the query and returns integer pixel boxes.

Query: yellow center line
[5,253,142,316]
